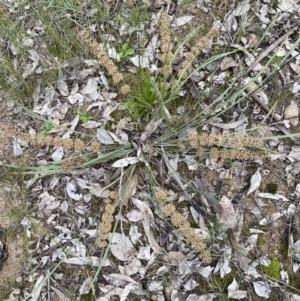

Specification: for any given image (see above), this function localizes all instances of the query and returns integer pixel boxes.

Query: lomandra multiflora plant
[156,190,211,263]
[96,192,118,248]
[187,133,269,160]
[78,30,131,95]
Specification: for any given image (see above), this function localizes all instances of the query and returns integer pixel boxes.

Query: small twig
[246,27,298,73]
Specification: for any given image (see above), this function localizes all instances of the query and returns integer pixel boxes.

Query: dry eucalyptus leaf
[79,277,91,295]
[232,0,250,16]
[62,257,109,266]
[140,118,163,142]
[13,139,23,157]
[172,15,194,27]
[81,121,102,129]
[228,278,248,299]
[110,233,135,261]
[187,294,219,301]
[31,275,45,301]
[218,196,236,231]
[129,55,149,68]
[96,128,115,144]
[121,174,137,204]
[284,101,299,126]
[291,239,300,261]
[278,0,297,12]
[111,157,139,168]
[292,82,300,94]
[66,182,82,201]
[51,286,71,301]
[247,168,261,195]
[51,147,64,161]
[220,57,239,70]
[253,281,271,298]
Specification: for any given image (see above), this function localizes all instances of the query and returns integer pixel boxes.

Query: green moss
[262,257,281,280]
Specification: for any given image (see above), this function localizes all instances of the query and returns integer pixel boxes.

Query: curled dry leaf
[220,57,239,70]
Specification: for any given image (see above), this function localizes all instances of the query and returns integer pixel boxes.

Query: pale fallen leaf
[118,257,141,276]
[62,257,110,266]
[130,55,149,68]
[107,274,138,284]
[121,174,137,205]
[110,232,135,261]
[79,277,91,295]
[57,70,69,96]
[186,293,219,301]
[199,266,214,278]
[111,157,140,168]
[291,239,300,261]
[233,0,250,16]
[218,196,236,231]
[257,192,289,202]
[214,246,232,278]
[172,15,194,27]
[126,209,144,222]
[131,198,155,224]
[96,128,115,144]
[120,283,139,301]
[209,117,247,130]
[2,289,20,301]
[31,275,45,301]
[253,281,271,298]
[13,139,23,157]
[81,121,102,129]
[140,118,163,141]
[183,279,198,291]
[278,0,297,12]
[129,225,142,244]
[66,182,82,201]
[51,147,64,161]
[247,168,261,195]
[228,278,248,299]
[220,57,239,70]
[50,286,71,301]
[259,212,282,225]
[291,82,300,94]
[67,93,84,105]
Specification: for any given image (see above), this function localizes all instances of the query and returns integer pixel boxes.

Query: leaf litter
[1,0,300,300]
